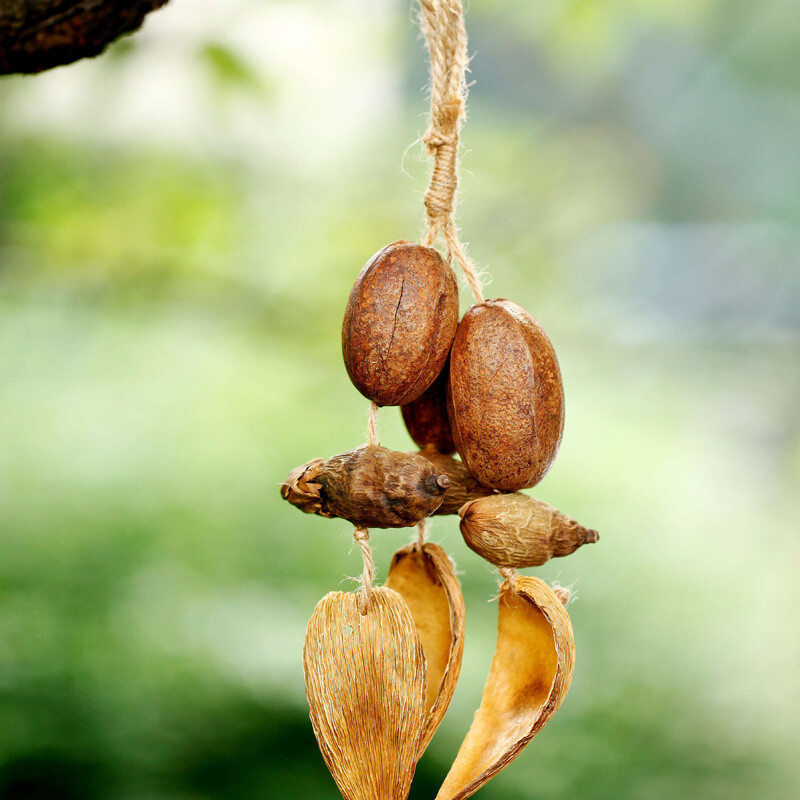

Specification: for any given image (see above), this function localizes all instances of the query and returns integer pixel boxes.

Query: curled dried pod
[342,240,459,406]
[416,447,495,515]
[304,588,427,800]
[401,363,455,454]
[436,576,575,800]
[386,542,465,757]
[448,299,564,491]
[281,445,451,528]
[458,492,598,568]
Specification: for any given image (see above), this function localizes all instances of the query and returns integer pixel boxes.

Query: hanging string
[353,527,375,614]
[366,401,380,447]
[416,517,428,550]
[498,566,518,590]
[419,0,485,304]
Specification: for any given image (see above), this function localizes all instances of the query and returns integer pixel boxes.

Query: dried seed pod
[304,588,427,800]
[458,493,598,568]
[342,240,459,406]
[281,445,451,528]
[401,363,456,454]
[416,447,495,515]
[436,577,575,800]
[386,542,465,757]
[448,299,564,491]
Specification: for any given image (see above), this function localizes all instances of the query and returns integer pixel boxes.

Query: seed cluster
[281,241,599,800]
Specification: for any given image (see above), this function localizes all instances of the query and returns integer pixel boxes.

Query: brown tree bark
[0,0,169,75]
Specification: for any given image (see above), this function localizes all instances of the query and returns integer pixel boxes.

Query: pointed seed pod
[342,240,459,406]
[416,447,496,515]
[304,588,427,800]
[448,299,564,490]
[281,445,451,528]
[436,577,575,800]
[386,542,465,758]
[458,492,598,568]
[401,362,456,454]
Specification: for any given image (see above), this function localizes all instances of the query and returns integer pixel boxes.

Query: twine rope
[416,517,428,550]
[419,0,485,304]
[353,527,375,614]
[366,401,380,447]
[498,566,518,590]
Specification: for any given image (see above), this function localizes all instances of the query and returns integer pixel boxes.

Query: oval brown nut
[342,240,459,406]
[401,361,456,454]
[448,299,564,490]
[281,445,451,528]
[416,447,495,515]
[459,492,598,568]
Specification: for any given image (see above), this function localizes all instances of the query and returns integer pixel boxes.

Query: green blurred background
[1,0,798,798]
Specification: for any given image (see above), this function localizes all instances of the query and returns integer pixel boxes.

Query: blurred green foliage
[0,1,799,799]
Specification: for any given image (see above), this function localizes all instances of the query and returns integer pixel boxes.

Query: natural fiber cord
[419,0,484,304]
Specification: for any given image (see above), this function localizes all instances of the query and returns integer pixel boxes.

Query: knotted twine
[355,0,486,609]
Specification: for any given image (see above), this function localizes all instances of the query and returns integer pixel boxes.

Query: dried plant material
[281,445,451,528]
[448,299,564,491]
[342,240,459,406]
[385,542,465,757]
[416,448,495,515]
[458,493,599,568]
[304,588,427,800]
[401,364,456,454]
[436,576,575,800]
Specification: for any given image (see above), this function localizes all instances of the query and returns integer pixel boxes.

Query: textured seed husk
[436,576,575,800]
[459,492,599,568]
[281,445,451,528]
[304,588,427,800]
[416,448,496,515]
[385,542,465,757]
[342,240,459,406]
[401,363,456,454]
[448,299,565,491]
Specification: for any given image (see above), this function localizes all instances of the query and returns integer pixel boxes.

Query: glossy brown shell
[342,240,459,406]
[448,300,564,491]
[401,362,456,454]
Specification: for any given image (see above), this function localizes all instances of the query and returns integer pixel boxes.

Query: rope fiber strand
[353,527,375,614]
[419,0,484,304]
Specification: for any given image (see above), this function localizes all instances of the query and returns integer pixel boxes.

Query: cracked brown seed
[342,240,459,406]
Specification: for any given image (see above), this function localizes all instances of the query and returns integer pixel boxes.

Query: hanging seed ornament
[282,1,599,798]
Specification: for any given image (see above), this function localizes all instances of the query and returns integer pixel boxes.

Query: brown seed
[342,240,459,406]
[415,448,495,515]
[280,445,451,528]
[385,542,465,757]
[304,588,427,800]
[448,299,565,490]
[458,492,598,568]
[401,362,456,454]
[436,577,575,800]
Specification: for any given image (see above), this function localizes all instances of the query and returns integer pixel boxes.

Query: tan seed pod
[401,363,456,454]
[385,542,465,757]
[342,240,459,406]
[458,492,599,568]
[281,445,451,528]
[304,588,427,800]
[436,576,575,800]
[448,299,565,491]
[416,448,496,515]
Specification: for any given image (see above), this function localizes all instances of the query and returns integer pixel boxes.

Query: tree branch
[0,0,169,75]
